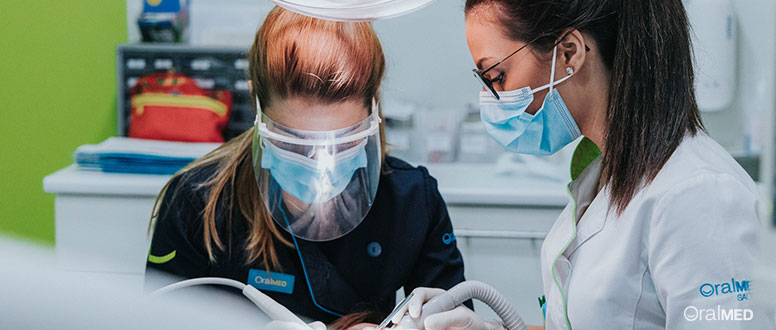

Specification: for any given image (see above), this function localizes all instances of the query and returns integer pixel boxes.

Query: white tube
[418,281,528,330]
[151,277,246,296]
[151,277,309,327]
[242,284,308,325]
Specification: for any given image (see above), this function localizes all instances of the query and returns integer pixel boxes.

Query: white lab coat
[540,132,769,330]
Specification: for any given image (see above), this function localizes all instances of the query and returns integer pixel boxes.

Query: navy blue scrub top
[145,156,470,323]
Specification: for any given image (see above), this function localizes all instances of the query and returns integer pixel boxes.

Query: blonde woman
[145,6,470,328]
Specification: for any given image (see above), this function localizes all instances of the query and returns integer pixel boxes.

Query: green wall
[0,2,127,245]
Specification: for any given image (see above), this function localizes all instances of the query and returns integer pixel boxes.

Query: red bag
[129,72,232,143]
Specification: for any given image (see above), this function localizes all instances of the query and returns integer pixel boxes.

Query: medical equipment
[137,0,189,43]
[117,44,253,140]
[269,0,436,22]
[420,108,460,163]
[129,72,232,143]
[152,277,313,329]
[401,281,528,330]
[458,105,502,163]
[685,0,737,112]
[0,237,271,330]
[478,47,580,156]
[253,99,383,242]
[376,292,415,330]
[383,100,417,161]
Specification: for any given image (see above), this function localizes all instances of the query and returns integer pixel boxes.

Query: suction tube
[151,277,308,326]
[418,281,528,330]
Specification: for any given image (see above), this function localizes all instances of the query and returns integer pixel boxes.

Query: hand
[423,306,505,330]
[390,287,447,324]
[264,320,327,330]
[388,287,505,330]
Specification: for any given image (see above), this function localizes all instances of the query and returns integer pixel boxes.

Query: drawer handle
[455,229,547,240]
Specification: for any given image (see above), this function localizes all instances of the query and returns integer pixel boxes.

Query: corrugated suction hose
[418,280,528,330]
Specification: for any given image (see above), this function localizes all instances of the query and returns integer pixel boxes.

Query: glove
[390,287,447,324]
[264,320,327,330]
[389,287,505,330]
[423,305,506,330]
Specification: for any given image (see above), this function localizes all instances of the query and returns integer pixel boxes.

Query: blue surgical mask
[479,46,581,156]
[260,138,368,204]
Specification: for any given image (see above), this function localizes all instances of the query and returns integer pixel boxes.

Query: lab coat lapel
[541,200,575,330]
[541,145,603,330]
[542,207,575,329]
[568,195,607,256]
[297,242,363,314]
[564,157,607,257]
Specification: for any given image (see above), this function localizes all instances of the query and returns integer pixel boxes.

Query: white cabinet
[427,163,567,326]
[44,163,569,325]
[448,205,562,326]
[43,166,167,291]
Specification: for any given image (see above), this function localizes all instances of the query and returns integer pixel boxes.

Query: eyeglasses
[472,42,533,101]
[473,39,590,100]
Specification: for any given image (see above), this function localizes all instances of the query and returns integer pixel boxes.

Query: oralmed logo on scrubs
[699,278,751,301]
[248,269,295,294]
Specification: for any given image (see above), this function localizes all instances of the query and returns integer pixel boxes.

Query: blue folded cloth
[74,137,222,175]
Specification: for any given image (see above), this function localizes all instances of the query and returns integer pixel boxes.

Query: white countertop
[43,165,170,197]
[43,163,570,207]
[423,163,568,207]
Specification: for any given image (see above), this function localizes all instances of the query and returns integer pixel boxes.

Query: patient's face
[264,97,369,131]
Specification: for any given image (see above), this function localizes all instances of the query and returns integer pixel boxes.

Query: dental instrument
[376,292,415,330]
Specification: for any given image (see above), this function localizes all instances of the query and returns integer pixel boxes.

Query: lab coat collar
[565,155,608,257]
[567,137,608,253]
[569,137,601,181]
[542,139,607,329]
[543,137,604,265]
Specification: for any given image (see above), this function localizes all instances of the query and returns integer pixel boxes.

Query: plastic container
[457,104,502,163]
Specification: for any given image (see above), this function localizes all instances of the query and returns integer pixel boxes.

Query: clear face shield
[252,99,382,242]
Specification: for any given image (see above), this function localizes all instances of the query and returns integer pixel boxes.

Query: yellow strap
[132,93,228,116]
[148,250,176,264]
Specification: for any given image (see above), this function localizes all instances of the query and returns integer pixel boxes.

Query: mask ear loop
[548,46,558,99]
[529,46,574,95]
[371,97,383,124]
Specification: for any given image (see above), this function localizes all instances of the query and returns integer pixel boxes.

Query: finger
[403,287,446,320]
[423,307,476,330]
[391,288,425,324]
[410,287,446,318]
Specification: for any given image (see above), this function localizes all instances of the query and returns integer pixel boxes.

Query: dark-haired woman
[398,1,763,329]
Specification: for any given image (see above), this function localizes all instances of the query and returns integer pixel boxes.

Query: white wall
[128,0,774,154]
[696,0,776,157]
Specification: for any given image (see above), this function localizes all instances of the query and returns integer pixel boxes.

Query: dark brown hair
[465,0,704,213]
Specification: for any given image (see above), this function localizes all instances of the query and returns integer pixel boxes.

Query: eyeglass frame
[472,36,590,100]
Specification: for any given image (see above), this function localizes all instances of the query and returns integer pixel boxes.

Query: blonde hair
[150,6,388,270]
